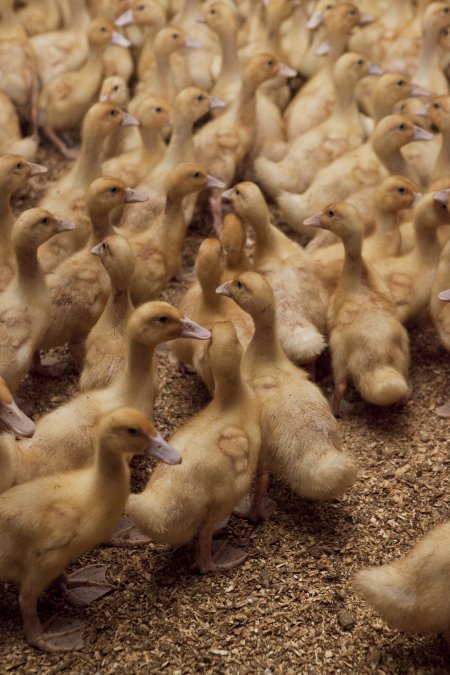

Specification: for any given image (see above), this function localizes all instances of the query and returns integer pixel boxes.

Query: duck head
[0,155,47,193]
[374,176,421,213]
[127,302,211,345]
[13,208,75,250]
[135,96,172,129]
[91,234,136,289]
[216,270,274,318]
[0,377,35,437]
[164,163,225,199]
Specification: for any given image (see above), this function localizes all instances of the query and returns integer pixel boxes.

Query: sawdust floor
[0,143,449,674]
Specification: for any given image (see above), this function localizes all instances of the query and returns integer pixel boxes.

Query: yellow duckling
[431,245,450,417]
[370,73,430,123]
[219,212,252,279]
[37,177,147,371]
[216,272,357,521]
[172,238,254,391]
[0,91,37,160]
[38,102,139,273]
[38,18,131,157]
[374,189,450,323]
[124,321,261,573]
[0,377,35,495]
[348,0,413,63]
[224,182,328,364]
[412,2,450,96]
[255,52,382,198]
[278,115,433,232]
[425,95,450,181]
[0,209,75,393]
[115,0,166,55]
[0,407,180,652]
[80,235,136,392]
[354,520,450,644]
[15,0,62,37]
[103,96,172,187]
[98,75,140,160]
[0,155,47,291]
[304,202,410,414]
[14,303,210,482]
[129,162,225,305]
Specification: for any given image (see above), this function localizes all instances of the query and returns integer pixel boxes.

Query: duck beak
[306,11,323,29]
[90,242,103,256]
[28,162,48,177]
[166,113,173,126]
[56,217,76,232]
[433,189,450,206]
[303,213,323,227]
[315,41,330,56]
[147,432,182,464]
[124,187,148,203]
[206,175,226,189]
[278,63,296,78]
[209,95,226,109]
[412,192,422,206]
[179,317,211,339]
[438,288,450,301]
[184,37,202,49]
[99,94,110,102]
[110,31,131,47]
[0,399,35,438]
[412,125,433,141]
[221,187,234,201]
[216,280,232,297]
[414,103,429,116]
[359,12,374,25]
[411,83,430,97]
[367,63,383,76]
[196,17,207,23]
[121,113,140,127]
[115,9,134,26]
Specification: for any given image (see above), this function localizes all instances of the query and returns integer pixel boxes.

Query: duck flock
[0,0,449,657]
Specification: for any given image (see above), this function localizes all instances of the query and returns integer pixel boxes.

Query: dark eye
[172,33,178,39]
[235,189,240,196]
[433,103,440,109]
[109,109,117,116]
[236,280,243,289]
[210,8,216,14]
[113,85,119,91]
[155,106,162,112]
[100,26,107,32]
[110,186,118,193]
[159,315,168,323]
[138,3,145,8]
[267,59,273,66]
[16,162,22,169]
[398,187,405,193]
[193,171,200,178]
[357,59,364,65]
[41,217,48,224]
[349,8,356,14]
[327,209,335,217]
[196,94,204,101]
[443,6,449,12]
[398,123,405,130]
[326,3,332,8]
[397,79,404,86]
[127,427,138,435]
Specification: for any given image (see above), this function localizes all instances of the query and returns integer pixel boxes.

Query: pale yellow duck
[224,182,328,364]
[430,244,450,416]
[122,88,222,234]
[383,0,438,76]
[115,0,166,55]
[374,189,450,324]
[98,75,139,159]
[129,163,225,305]
[103,96,172,187]
[279,0,311,75]
[425,95,450,181]
[292,0,339,80]
[354,520,450,644]
[13,303,210,483]
[124,321,261,573]
[0,92,38,160]
[309,176,421,294]
[194,53,296,232]
[38,102,139,273]
[38,18,131,157]
[0,407,180,653]
[255,52,382,198]
[348,0,413,63]
[412,2,450,95]
[102,12,134,83]
[368,72,430,124]
[0,208,75,393]
[15,0,62,36]
[38,178,147,371]
[80,235,136,392]
[304,202,410,414]
[219,212,252,279]
[278,115,433,232]
[0,377,36,495]
[284,2,367,140]
[172,238,254,391]
[0,155,47,292]
[216,271,357,521]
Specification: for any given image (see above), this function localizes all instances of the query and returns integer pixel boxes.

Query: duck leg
[58,564,116,606]
[19,592,84,652]
[234,458,275,523]
[192,526,248,574]
[43,126,80,159]
[435,399,450,417]
[32,351,67,377]
[105,514,152,546]
[330,380,353,417]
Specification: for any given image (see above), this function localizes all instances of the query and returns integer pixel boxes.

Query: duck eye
[349,8,356,14]
[196,94,204,101]
[113,85,119,91]
[109,109,117,116]
[193,171,200,178]
[398,187,405,193]
[236,280,243,289]
[398,123,405,130]
[433,103,440,109]
[172,33,178,39]
[16,162,22,169]
[159,315,168,323]
[100,26,107,32]
[267,59,273,66]
[235,189,240,196]
[110,186,118,193]
[41,217,48,224]
[357,59,364,65]
[210,8,216,13]
[155,106,162,112]
[327,209,335,217]
[138,3,145,8]
[397,80,404,86]
[127,427,138,435]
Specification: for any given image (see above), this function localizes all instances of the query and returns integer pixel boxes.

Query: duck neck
[217,26,240,88]
[179,0,200,23]
[212,367,248,408]
[15,241,44,289]
[434,131,450,175]
[87,208,116,245]
[246,306,285,365]
[333,76,359,120]
[164,109,195,165]
[118,337,155,401]
[0,190,14,247]
[107,286,133,323]
[152,191,187,250]
[154,50,173,98]
[236,75,262,127]
[413,207,443,263]
[341,229,364,289]
[72,124,107,188]
[140,126,166,158]
[244,205,275,257]
[93,444,130,503]
[416,28,442,87]
[373,136,409,178]
[372,208,401,253]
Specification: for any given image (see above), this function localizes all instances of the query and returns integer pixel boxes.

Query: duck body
[431,239,450,351]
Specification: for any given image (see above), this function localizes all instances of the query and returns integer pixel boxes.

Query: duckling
[0,155,47,292]
[374,189,450,323]
[15,0,62,36]
[125,321,261,573]
[354,520,450,644]
[0,407,180,652]
[278,115,433,233]
[103,96,172,187]
[348,0,413,63]
[38,178,147,371]
[38,18,131,157]
[425,96,450,181]
[98,75,139,160]
[216,271,357,520]
[431,243,450,416]
[38,102,139,273]
[219,213,252,279]
[0,209,75,393]
[172,238,254,391]
[224,182,328,364]
[370,73,430,124]
[383,0,438,76]
[129,163,225,305]
[0,92,37,160]
[0,377,35,495]
[80,235,136,392]
[304,202,410,413]
[194,53,295,232]
[412,2,450,96]
[115,0,166,54]
[255,52,382,198]
[14,303,210,483]
[122,88,222,234]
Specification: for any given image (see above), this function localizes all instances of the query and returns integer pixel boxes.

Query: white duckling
[304,202,410,414]
[354,520,450,644]
[0,407,180,652]
[216,271,357,521]
[124,321,261,573]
